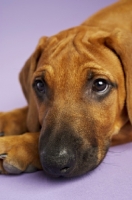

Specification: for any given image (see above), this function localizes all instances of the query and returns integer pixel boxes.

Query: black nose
[40,148,76,177]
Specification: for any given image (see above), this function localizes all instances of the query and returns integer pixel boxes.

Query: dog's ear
[105,29,132,123]
[19,37,48,132]
[19,37,47,101]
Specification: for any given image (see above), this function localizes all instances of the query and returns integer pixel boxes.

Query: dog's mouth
[39,145,108,178]
[39,125,109,178]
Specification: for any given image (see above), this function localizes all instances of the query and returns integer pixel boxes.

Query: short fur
[0,0,132,177]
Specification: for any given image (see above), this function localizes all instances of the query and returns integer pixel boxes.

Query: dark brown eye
[92,79,109,93]
[34,79,45,93]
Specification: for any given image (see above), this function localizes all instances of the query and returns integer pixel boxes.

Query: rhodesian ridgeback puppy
[0,0,132,177]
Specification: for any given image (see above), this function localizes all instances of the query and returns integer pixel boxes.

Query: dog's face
[31,27,128,177]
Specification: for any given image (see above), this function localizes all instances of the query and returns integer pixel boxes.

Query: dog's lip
[40,147,108,178]
[43,165,75,178]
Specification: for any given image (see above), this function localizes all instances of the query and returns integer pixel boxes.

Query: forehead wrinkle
[72,30,99,62]
[49,35,75,59]
[36,65,54,75]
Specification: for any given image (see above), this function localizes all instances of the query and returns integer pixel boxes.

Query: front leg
[0,132,42,174]
[0,107,28,136]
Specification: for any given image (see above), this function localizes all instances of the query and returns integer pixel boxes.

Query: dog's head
[20,26,132,177]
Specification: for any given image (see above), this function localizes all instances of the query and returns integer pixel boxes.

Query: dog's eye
[92,78,109,94]
[34,79,46,93]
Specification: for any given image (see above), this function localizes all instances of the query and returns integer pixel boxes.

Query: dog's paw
[0,111,21,136]
[0,107,28,136]
[0,133,42,174]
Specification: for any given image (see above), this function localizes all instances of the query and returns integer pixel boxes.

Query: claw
[0,154,7,159]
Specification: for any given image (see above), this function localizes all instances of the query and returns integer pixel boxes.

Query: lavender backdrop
[1,0,132,200]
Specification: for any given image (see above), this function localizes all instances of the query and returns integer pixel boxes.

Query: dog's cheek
[35,103,49,127]
[71,130,110,177]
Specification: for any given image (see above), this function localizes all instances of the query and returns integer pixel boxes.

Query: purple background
[1,0,132,199]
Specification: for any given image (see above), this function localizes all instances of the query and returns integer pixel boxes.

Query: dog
[0,0,132,177]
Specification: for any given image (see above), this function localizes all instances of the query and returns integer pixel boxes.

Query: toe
[0,160,7,174]
[3,161,23,174]
[25,164,38,173]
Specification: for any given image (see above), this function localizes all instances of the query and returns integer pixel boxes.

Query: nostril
[60,167,70,173]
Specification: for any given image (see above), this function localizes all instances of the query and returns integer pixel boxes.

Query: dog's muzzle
[39,123,100,177]
[39,124,79,177]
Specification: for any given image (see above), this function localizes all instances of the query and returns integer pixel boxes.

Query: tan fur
[0,0,132,176]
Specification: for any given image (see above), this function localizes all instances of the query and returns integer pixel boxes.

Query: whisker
[108,149,126,154]
[102,161,120,167]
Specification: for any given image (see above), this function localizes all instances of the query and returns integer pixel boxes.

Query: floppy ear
[105,29,132,123]
[19,37,48,132]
